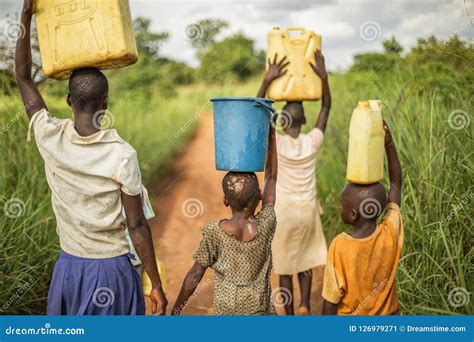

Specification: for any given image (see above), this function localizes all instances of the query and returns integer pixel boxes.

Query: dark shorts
[47,250,145,315]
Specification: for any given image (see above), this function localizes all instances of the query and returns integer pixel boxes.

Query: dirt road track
[146,114,324,315]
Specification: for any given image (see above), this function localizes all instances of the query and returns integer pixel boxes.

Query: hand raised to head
[309,50,328,79]
[264,53,290,82]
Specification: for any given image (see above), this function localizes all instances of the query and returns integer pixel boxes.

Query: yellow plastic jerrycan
[33,0,138,80]
[142,258,167,296]
[346,100,385,184]
[266,27,322,101]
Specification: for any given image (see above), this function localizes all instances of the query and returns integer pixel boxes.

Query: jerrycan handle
[254,99,278,122]
[286,27,306,35]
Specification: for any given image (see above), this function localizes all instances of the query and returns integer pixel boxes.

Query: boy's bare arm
[309,51,331,133]
[256,54,289,98]
[121,193,168,315]
[263,120,277,205]
[383,123,402,206]
[15,0,47,119]
[171,261,207,315]
[322,299,338,315]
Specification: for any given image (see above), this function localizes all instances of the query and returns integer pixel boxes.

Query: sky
[1,0,473,70]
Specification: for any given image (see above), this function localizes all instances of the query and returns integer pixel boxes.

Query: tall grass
[1,67,472,315]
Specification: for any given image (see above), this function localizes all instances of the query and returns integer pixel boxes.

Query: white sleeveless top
[275,128,324,202]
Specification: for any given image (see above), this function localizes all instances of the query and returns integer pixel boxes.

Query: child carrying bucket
[257,51,331,315]
[172,98,278,315]
[15,0,166,315]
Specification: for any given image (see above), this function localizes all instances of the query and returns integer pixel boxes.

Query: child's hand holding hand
[150,286,168,315]
[309,50,328,80]
[264,54,290,82]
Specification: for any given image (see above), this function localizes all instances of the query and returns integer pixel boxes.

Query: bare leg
[279,275,294,315]
[298,269,312,314]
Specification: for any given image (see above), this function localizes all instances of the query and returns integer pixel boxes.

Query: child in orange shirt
[322,123,403,315]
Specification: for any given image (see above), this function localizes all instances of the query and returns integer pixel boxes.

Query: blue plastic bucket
[211,97,277,172]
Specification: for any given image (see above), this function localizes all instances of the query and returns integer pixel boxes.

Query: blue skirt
[47,250,145,315]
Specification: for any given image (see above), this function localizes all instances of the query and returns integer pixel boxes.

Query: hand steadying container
[34,0,138,79]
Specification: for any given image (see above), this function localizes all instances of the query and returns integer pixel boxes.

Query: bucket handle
[254,99,278,123]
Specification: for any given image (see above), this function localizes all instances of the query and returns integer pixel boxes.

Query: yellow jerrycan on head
[33,0,138,80]
[266,27,322,101]
[346,100,385,184]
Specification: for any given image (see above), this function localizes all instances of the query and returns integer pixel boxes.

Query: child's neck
[351,219,378,239]
[74,111,101,137]
[231,208,256,220]
[284,126,301,138]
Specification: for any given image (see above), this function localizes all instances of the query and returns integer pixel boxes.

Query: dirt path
[146,114,324,315]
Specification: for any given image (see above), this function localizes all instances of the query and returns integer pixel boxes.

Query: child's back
[194,202,276,315]
[257,51,331,314]
[172,118,278,316]
[276,127,323,201]
[322,123,403,315]
[29,109,141,258]
[324,200,403,314]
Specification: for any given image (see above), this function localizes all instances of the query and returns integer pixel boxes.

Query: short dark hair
[283,101,305,127]
[222,172,260,211]
[341,182,387,220]
[68,68,108,110]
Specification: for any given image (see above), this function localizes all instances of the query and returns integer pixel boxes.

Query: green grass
[1,68,472,315]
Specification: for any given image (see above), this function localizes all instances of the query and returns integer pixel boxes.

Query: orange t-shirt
[322,203,403,315]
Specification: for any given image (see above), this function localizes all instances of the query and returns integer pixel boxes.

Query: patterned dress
[193,202,277,315]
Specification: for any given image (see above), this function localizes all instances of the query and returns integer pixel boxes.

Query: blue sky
[1,0,472,70]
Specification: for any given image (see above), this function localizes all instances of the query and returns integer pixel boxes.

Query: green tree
[383,36,403,54]
[133,17,169,59]
[186,18,229,58]
[197,33,264,83]
[350,52,399,72]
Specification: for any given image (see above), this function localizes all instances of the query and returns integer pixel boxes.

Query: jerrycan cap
[272,26,280,31]
[357,101,370,108]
